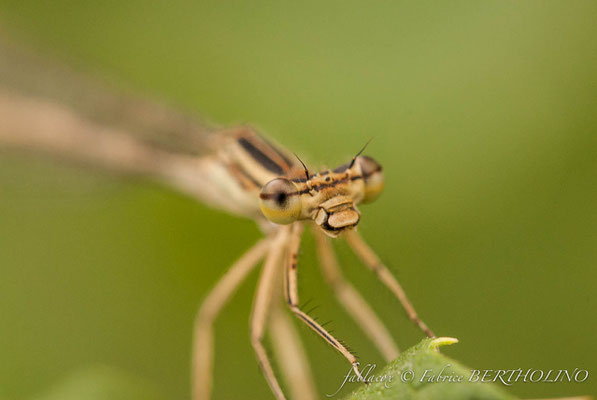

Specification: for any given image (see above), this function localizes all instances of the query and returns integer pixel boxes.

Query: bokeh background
[1,1,596,399]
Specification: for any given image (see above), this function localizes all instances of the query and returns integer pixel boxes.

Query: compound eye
[357,156,384,203]
[259,178,302,224]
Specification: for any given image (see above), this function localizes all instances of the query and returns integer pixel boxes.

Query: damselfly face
[259,155,384,237]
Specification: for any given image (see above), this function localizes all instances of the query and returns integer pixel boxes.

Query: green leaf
[344,337,516,400]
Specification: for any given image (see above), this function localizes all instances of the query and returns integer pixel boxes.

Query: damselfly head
[258,155,384,237]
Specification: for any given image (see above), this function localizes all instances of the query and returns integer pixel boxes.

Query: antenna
[349,138,373,168]
[294,153,310,181]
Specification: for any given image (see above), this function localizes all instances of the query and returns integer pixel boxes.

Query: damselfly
[0,35,435,400]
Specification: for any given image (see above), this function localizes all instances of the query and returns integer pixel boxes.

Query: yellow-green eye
[358,156,384,203]
[259,178,302,224]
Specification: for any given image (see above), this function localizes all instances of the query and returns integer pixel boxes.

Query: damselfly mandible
[0,36,435,400]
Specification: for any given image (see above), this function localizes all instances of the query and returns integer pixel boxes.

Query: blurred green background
[0,1,596,399]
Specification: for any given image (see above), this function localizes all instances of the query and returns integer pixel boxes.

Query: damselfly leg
[269,292,317,400]
[193,238,272,400]
[284,224,366,387]
[314,228,399,361]
[344,230,435,338]
[250,228,290,400]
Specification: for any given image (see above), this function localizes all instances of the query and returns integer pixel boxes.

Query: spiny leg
[250,227,290,400]
[344,230,435,338]
[269,304,318,400]
[193,237,272,400]
[313,228,399,361]
[285,223,365,381]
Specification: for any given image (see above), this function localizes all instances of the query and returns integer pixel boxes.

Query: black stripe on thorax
[261,136,293,166]
[238,137,285,175]
[239,168,262,188]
